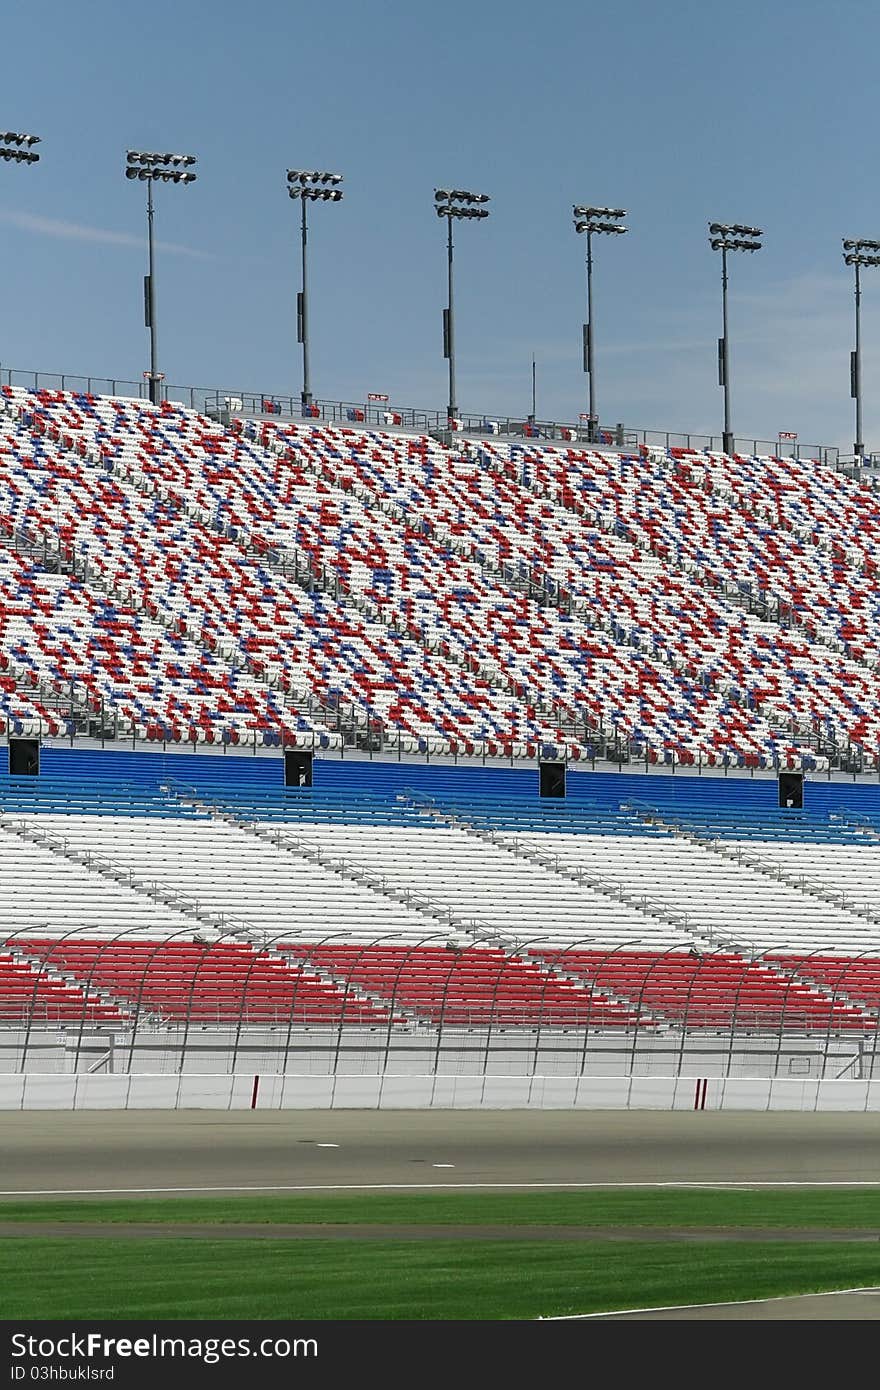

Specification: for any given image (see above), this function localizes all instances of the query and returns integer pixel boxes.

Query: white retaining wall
[1,1073,880,1111]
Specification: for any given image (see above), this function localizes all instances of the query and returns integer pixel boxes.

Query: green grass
[2,1191,879,1319]
[1,1188,880,1228]
[0,1238,878,1319]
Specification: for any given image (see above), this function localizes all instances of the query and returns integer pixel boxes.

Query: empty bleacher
[2,389,880,1052]
[1,774,879,1038]
[4,384,878,766]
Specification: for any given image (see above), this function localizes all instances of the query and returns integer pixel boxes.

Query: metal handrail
[0,362,840,465]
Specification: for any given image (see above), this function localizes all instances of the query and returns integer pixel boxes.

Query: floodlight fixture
[573,202,628,442]
[433,184,491,420]
[286,167,345,409]
[574,204,626,220]
[124,146,199,405]
[0,130,41,165]
[709,222,763,238]
[709,218,764,453]
[843,237,880,255]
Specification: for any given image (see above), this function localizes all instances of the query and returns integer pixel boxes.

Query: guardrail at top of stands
[0,363,841,466]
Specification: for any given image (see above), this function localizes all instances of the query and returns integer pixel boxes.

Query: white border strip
[4,1179,880,1196]
[542,1285,880,1319]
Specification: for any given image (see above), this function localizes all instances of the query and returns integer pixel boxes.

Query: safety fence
[3,928,879,1080]
[0,363,841,465]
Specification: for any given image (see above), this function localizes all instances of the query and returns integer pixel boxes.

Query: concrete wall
[1,1072,879,1111]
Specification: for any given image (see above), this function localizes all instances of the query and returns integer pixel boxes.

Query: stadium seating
[3,386,880,1044]
[528,948,870,1031]
[3,384,874,766]
[2,783,879,1035]
[16,938,394,1026]
[0,946,127,1026]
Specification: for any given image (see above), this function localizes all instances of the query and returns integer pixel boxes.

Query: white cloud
[0,208,214,259]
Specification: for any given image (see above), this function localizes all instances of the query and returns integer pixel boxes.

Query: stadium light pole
[434,188,490,423]
[573,206,627,445]
[125,150,197,406]
[287,170,343,412]
[0,132,41,367]
[708,221,763,455]
[843,238,880,459]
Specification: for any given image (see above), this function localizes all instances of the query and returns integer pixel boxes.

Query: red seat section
[768,955,880,1013]
[0,947,128,1026]
[14,938,394,1027]
[530,948,873,1031]
[278,943,640,1027]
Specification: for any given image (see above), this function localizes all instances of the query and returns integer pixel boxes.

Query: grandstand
[3,383,880,1091]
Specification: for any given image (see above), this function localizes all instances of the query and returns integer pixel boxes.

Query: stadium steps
[2,941,137,1023]
[619,802,880,1016]
[0,537,103,733]
[660,454,872,646]
[161,780,505,946]
[11,414,345,740]
[463,444,864,750]
[6,393,831,766]
[158,783,646,1021]
[519,947,666,1024]
[397,788,723,953]
[236,424,607,732]
[494,438,868,666]
[76,419,576,749]
[0,812,257,940]
[6,396,395,750]
[273,421,832,755]
[0,643,96,734]
[0,805,402,1019]
[87,421,539,737]
[628,802,880,927]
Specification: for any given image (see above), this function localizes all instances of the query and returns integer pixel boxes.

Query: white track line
[542,1286,880,1320]
[3,1179,880,1196]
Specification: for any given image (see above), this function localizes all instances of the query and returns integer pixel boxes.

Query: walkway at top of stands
[0,364,841,464]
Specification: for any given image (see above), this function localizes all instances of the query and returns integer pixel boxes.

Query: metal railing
[1,927,879,1079]
[0,362,840,465]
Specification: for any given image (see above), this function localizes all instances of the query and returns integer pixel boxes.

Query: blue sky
[2,0,878,451]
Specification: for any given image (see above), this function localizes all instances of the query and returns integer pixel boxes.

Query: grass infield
[0,1191,878,1319]
[1,1188,880,1226]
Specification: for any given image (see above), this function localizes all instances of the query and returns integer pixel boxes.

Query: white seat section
[498,830,880,955]
[0,825,195,937]
[254,820,691,948]
[728,838,880,925]
[12,815,440,942]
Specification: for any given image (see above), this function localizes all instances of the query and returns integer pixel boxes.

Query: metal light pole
[708,221,763,454]
[434,188,490,423]
[1,131,41,365]
[287,170,343,412]
[573,207,626,445]
[843,238,880,458]
[125,150,197,405]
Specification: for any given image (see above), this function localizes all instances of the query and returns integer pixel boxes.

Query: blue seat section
[4,747,880,838]
[37,747,283,794]
[0,775,208,819]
